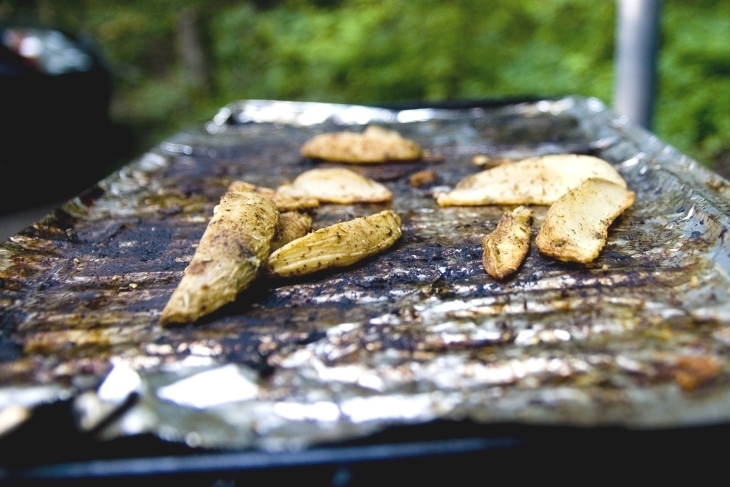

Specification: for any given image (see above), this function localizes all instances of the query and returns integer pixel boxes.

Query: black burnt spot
[393,243,445,266]
[72,290,115,311]
[78,220,138,245]
[422,244,445,262]
[0,335,23,363]
[0,309,28,336]
[599,249,633,264]
[215,333,278,374]
[80,220,188,275]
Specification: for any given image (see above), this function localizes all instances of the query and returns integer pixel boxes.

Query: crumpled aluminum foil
[2,96,730,451]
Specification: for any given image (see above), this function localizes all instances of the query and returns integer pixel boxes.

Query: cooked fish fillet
[535,177,635,263]
[301,125,422,163]
[482,206,532,279]
[227,180,319,211]
[276,168,392,204]
[160,191,279,325]
[266,210,402,278]
[436,154,626,207]
[271,211,313,251]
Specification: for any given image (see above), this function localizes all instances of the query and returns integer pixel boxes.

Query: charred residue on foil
[1,97,730,449]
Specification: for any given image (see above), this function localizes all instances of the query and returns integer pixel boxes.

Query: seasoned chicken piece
[409,169,437,188]
[301,125,422,163]
[535,177,635,263]
[472,154,509,167]
[227,180,319,211]
[160,192,278,325]
[436,154,626,207]
[276,168,392,204]
[266,210,402,278]
[482,206,532,279]
[271,211,313,251]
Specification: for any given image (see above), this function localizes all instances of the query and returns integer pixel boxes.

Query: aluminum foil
[2,96,730,451]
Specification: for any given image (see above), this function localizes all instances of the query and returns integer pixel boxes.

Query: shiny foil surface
[2,97,730,450]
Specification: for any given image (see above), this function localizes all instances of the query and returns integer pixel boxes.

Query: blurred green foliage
[4,0,729,176]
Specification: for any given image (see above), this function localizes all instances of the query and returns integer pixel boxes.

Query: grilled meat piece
[266,210,402,278]
[227,180,319,212]
[276,168,392,204]
[536,177,635,263]
[271,211,313,251]
[301,125,422,163]
[160,191,279,325]
[436,154,626,207]
[482,206,532,279]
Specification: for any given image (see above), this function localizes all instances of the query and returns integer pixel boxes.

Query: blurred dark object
[0,24,128,214]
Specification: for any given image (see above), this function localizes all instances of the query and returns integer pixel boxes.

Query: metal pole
[613,0,661,129]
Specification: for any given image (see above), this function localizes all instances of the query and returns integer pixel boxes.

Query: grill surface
[2,97,730,463]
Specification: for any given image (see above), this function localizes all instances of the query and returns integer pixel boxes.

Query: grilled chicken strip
[301,125,422,163]
[536,177,635,263]
[266,210,402,278]
[227,180,319,212]
[276,168,392,204]
[482,206,532,279]
[160,191,279,325]
[436,154,626,207]
[271,211,313,251]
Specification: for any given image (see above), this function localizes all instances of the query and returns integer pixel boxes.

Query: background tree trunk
[37,0,55,25]
[176,7,210,93]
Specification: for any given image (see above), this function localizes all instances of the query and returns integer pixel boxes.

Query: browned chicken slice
[271,211,313,251]
[535,177,635,263]
[301,125,422,163]
[227,180,319,211]
[276,168,392,204]
[472,154,510,167]
[160,191,279,325]
[266,210,402,278]
[436,154,627,207]
[409,169,437,187]
[482,206,532,279]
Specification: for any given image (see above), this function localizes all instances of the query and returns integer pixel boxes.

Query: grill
[2,96,730,484]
